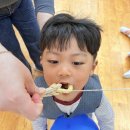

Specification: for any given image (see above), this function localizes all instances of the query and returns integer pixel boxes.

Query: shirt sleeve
[32,112,47,130]
[95,94,114,130]
[34,0,55,15]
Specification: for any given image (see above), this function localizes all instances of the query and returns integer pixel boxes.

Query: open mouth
[57,83,73,94]
[61,83,69,89]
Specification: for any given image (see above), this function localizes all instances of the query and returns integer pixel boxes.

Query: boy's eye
[73,62,84,65]
[48,60,59,64]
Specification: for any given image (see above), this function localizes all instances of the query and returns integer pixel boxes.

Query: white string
[71,88,130,92]
[43,88,130,97]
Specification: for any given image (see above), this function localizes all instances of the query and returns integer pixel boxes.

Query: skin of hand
[0,46,44,120]
[37,12,53,30]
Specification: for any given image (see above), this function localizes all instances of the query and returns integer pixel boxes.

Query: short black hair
[40,13,102,59]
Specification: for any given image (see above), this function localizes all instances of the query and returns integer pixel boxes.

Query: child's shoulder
[85,74,102,89]
[89,74,100,83]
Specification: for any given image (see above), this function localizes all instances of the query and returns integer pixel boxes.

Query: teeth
[57,85,73,93]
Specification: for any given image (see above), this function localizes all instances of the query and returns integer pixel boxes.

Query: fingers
[24,72,37,96]
[2,85,43,120]
[32,93,41,103]
[19,91,43,120]
[17,71,43,120]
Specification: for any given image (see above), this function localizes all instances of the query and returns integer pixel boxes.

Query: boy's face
[41,38,97,101]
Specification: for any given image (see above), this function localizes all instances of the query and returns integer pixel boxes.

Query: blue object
[51,114,99,130]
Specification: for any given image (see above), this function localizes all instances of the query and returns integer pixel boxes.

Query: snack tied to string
[42,83,74,97]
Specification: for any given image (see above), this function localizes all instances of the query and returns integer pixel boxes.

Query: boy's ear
[90,60,98,76]
[40,56,42,64]
[40,55,44,65]
[40,60,42,65]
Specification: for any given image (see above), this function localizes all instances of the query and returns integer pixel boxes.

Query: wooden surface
[0,0,130,129]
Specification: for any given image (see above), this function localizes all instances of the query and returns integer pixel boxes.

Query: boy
[33,13,114,130]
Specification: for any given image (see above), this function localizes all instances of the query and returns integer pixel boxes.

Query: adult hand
[0,44,44,120]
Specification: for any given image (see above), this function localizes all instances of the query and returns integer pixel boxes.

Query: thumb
[32,93,41,103]
[24,73,37,96]
[19,91,43,120]
[22,73,43,120]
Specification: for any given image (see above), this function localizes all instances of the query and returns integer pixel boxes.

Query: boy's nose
[58,66,71,77]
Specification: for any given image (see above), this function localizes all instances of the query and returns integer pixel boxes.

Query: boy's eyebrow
[46,51,59,55]
[71,53,87,57]
[46,51,87,57]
